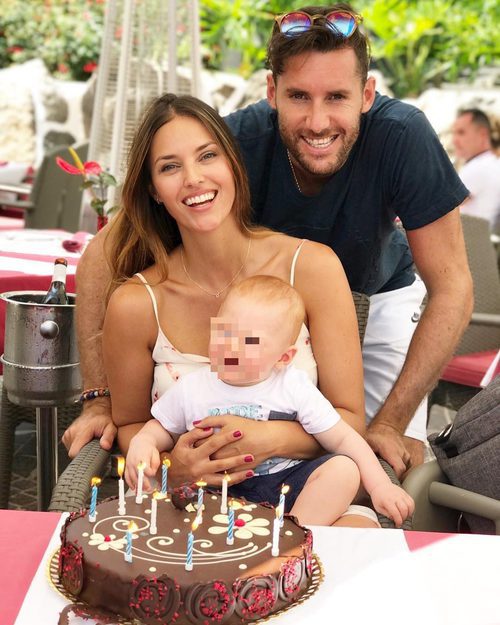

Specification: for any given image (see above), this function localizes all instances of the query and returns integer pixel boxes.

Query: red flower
[56,156,102,176]
[83,61,98,73]
[8,46,23,54]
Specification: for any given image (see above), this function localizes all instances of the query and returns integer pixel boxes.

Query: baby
[126,275,414,526]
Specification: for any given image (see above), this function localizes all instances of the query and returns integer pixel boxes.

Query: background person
[126,275,414,527]
[452,108,500,233]
[63,3,473,480]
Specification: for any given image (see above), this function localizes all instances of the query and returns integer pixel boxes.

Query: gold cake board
[48,549,324,624]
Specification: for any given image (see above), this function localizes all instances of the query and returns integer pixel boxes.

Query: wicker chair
[428,214,500,414]
[48,291,411,528]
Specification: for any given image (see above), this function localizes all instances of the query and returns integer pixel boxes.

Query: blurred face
[209,297,294,386]
[267,48,375,180]
[149,115,236,234]
[452,113,488,162]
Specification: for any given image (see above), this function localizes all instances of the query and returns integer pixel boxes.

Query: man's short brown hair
[267,3,371,82]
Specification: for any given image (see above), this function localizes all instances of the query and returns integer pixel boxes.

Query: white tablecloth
[14,515,500,625]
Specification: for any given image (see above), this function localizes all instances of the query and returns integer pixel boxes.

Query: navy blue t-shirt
[225,95,468,295]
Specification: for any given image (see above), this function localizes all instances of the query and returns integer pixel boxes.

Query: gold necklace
[180,238,252,298]
[287,150,302,193]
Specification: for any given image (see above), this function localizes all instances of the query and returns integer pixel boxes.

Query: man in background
[453,108,500,233]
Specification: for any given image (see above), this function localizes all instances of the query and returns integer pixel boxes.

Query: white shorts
[362,276,427,441]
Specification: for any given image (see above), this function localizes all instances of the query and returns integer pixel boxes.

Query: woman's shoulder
[108,268,160,312]
[273,234,341,267]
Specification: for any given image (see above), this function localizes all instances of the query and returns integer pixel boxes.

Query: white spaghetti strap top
[290,239,306,286]
[135,272,161,329]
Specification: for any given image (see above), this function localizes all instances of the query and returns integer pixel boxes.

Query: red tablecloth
[0,510,61,625]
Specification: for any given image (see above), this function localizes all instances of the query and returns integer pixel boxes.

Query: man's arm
[367,208,473,475]
[61,227,116,458]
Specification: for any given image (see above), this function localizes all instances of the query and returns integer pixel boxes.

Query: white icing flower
[208,512,270,539]
[88,532,127,551]
[231,501,257,512]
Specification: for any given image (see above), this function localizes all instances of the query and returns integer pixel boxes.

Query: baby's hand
[370,483,415,527]
[125,435,161,492]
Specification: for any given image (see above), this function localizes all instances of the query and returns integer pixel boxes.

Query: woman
[103,93,373,527]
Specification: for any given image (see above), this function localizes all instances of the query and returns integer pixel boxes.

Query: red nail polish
[193,420,201,425]
[246,470,254,478]
[203,427,211,431]
[233,430,242,438]
[244,455,253,463]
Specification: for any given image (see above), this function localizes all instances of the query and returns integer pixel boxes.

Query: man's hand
[61,398,116,458]
[369,482,415,527]
[366,422,412,479]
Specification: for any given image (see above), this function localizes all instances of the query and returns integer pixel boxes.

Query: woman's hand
[167,426,255,487]
[193,416,322,466]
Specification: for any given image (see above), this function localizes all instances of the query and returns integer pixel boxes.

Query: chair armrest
[48,439,110,512]
[376,458,413,530]
[469,312,500,327]
[402,460,460,532]
[429,482,500,535]
[0,182,31,195]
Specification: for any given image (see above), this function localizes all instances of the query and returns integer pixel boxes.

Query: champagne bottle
[42,258,69,305]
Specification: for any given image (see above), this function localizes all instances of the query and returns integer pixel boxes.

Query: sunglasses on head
[274,10,362,38]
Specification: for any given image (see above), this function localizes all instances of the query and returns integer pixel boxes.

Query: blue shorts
[227,454,336,513]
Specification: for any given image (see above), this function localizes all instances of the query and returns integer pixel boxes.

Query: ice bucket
[0,291,81,407]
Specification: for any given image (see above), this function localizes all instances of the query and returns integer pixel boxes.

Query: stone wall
[0,59,92,165]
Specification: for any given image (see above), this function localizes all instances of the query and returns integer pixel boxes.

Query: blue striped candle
[196,480,206,524]
[161,458,170,495]
[227,501,234,545]
[89,477,101,522]
[185,518,199,571]
[125,521,137,562]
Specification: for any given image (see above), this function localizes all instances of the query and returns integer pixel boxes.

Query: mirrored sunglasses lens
[326,12,356,37]
[280,12,312,35]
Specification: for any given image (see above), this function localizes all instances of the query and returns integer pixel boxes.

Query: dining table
[0,228,89,368]
[3,508,500,625]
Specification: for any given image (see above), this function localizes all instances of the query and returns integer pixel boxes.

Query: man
[452,108,500,232]
[63,3,473,478]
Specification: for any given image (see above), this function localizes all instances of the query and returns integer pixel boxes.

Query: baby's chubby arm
[314,421,415,527]
[125,419,176,492]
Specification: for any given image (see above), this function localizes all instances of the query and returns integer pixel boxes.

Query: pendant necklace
[287,150,302,193]
[180,238,251,298]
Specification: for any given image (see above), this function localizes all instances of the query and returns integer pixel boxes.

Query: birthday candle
[150,491,159,535]
[136,461,146,504]
[89,477,101,523]
[220,473,230,514]
[271,507,280,556]
[196,480,206,524]
[226,500,234,545]
[117,457,126,515]
[279,484,290,527]
[185,518,199,571]
[161,458,171,495]
[125,521,137,562]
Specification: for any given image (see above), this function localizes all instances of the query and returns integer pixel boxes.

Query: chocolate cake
[58,491,315,624]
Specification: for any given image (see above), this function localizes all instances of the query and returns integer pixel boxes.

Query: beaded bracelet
[79,387,111,403]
